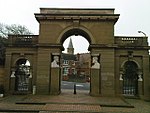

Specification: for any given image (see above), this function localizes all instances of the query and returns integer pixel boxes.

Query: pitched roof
[68,38,73,49]
[61,53,76,61]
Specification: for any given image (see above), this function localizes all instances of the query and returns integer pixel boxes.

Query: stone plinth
[90,69,101,96]
[50,68,61,95]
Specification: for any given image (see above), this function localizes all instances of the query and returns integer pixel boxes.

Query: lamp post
[73,70,77,94]
[138,30,150,56]
[138,31,147,37]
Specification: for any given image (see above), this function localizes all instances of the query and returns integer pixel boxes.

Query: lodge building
[0,8,150,100]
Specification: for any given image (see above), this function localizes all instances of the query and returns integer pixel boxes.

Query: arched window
[123,61,138,96]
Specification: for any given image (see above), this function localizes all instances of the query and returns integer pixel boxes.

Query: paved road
[61,81,90,90]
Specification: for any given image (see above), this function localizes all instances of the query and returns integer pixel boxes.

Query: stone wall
[0,66,5,85]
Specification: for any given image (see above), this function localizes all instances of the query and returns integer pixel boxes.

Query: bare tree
[0,23,33,38]
[0,23,33,65]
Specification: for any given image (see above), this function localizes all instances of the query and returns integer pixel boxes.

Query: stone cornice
[35,14,119,22]
[35,8,120,23]
[88,44,117,50]
[36,43,64,51]
[39,8,116,14]
[88,44,150,50]
[115,46,150,50]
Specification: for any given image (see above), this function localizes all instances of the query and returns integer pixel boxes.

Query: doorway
[123,61,138,96]
[14,58,31,92]
[61,35,90,94]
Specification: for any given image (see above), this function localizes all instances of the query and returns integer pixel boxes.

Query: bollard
[32,85,36,95]
[74,83,76,94]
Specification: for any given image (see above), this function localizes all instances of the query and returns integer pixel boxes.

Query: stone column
[142,55,150,100]
[119,70,123,95]
[10,68,16,93]
[90,54,101,96]
[5,53,12,94]
[138,71,143,97]
[36,48,50,94]
[50,53,61,95]
[100,49,115,96]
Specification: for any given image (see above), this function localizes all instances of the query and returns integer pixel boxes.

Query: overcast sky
[0,0,150,53]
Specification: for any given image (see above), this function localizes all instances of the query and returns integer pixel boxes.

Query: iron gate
[15,65,30,92]
[123,61,138,96]
[123,77,138,95]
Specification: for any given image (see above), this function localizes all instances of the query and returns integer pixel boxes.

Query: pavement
[0,89,150,113]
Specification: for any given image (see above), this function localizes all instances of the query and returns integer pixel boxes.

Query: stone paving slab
[0,93,130,113]
[1,90,150,113]
[39,111,102,113]
[0,90,130,107]
[42,103,101,112]
[0,103,101,113]
[0,103,43,112]
[15,91,130,107]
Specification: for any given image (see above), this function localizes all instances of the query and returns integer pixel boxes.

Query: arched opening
[60,28,91,94]
[123,61,138,96]
[60,28,92,45]
[14,58,31,92]
[62,35,89,54]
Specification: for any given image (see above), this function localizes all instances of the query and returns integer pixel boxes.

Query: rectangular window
[63,60,69,64]
[72,68,76,74]
[63,67,69,75]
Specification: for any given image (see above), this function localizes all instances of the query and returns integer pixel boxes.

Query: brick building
[61,38,90,82]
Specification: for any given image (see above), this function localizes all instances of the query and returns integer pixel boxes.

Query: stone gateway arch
[3,8,150,100]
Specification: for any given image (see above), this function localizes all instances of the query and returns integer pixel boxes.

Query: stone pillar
[90,54,101,96]
[119,70,123,95]
[100,49,115,96]
[10,68,16,93]
[5,53,12,94]
[50,53,61,95]
[0,67,5,85]
[142,55,150,100]
[138,71,143,98]
[36,49,50,94]
[115,55,121,96]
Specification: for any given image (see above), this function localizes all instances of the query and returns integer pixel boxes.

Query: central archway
[60,28,91,94]
[34,8,119,96]
[57,26,95,45]
[60,28,92,45]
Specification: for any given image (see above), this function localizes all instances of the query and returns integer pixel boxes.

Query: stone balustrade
[115,36,148,46]
[7,35,148,47]
[8,35,38,46]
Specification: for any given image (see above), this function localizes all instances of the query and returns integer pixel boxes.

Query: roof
[39,8,115,14]
[61,53,76,61]
[68,38,73,49]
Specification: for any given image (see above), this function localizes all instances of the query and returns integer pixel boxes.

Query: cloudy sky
[0,0,150,53]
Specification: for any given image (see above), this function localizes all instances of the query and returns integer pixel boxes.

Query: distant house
[76,53,91,82]
[61,53,77,80]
